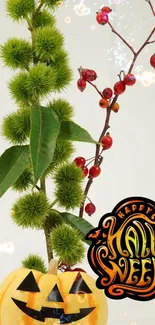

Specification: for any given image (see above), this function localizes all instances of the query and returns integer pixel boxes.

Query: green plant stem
[26,14,38,64]
[36,1,45,14]
[50,199,58,208]
[27,17,33,32]
[40,177,46,194]
[44,226,53,262]
[40,177,54,263]
[27,10,54,264]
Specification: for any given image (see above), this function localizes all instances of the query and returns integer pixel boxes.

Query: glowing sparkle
[73,1,91,16]
[0,242,15,254]
[65,16,71,23]
[135,65,143,73]
[78,293,88,303]
[109,11,117,21]
[64,0,68,7]
[137,70,155,87]
[90,25,96,30]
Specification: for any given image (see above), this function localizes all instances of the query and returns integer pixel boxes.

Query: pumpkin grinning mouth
[11,297,96,324]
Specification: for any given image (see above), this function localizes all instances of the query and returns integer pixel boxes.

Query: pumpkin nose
[46,284,64,302]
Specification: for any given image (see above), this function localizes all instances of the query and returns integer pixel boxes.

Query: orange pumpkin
[0,260,108,325]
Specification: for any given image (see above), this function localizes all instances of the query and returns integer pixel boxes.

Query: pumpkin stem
[48,259,58,275]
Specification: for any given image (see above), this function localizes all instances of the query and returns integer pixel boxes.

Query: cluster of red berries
[74,156,89,178]
[99,72,136,112]
[114,73,136,94]
[77,67,137,112]
[96,6,112,25]
[76,8,154,219]
[74,133,113,216]
[77,68,97,92]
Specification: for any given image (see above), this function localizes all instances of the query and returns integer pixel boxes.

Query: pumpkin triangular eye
[46,284,64,302]
[17,271,40,292]
[69,274,92,294]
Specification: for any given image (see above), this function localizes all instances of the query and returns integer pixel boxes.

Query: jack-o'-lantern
[0,259,108,325]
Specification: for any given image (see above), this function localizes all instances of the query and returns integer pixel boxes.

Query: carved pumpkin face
[0,267,108,325]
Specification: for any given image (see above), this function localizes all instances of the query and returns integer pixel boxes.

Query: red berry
[101,6,112,13]
[96,12,109,25]
[81,69,97,81]
[150,53,155,68]
[82,166,88,177]
[101,134,113,150]
[89,70,97,81]
[114,81,126,95]
[112,102,120,113]
[124,74,136,86]
[102,87,113,99]
[89,165,101,178]
[74,157,86,167]
[85,203,96,216]
[77,78,86,91]
[81,69,92,81]
[99,98,109,108]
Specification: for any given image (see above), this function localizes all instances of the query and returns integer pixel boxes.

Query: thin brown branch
[79,178,94,217]
[146,0,155,16]
[79,6,155,218]
[147,40,155,44]
[87,80,103,97]
[137,27,155,55]
[94,108,112,164]
[128,27,155,74]
[79,97,117,218]
[108,21,136,55]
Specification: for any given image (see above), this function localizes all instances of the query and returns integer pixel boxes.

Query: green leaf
[0,145,29,197]
[58,121,97,144]
[30,106,60,184]
[60,212,94,245]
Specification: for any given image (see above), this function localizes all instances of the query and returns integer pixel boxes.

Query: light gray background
[0,0,155,324]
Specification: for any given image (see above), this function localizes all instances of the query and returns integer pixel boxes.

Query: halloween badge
[0,259,108,325]
[86,196,155,301]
